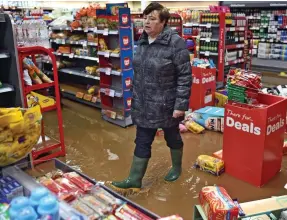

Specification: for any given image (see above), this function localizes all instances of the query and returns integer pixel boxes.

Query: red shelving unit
[17,46,65,165]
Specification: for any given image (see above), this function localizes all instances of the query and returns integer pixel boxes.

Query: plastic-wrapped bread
[199,186,239,220]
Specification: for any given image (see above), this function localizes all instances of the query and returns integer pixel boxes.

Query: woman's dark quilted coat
[131,27,192,128]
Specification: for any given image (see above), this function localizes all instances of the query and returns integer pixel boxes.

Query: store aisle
[44,99,287,219]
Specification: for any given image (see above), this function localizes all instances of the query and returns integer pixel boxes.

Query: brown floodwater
[43,99,287,219]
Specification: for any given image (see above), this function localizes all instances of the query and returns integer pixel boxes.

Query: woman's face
[143,10,165,37]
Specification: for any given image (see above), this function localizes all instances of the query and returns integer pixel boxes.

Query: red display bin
[189,67,216,111]
[223,93,287,187]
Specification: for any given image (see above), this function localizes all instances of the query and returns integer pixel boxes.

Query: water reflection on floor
[44,99,287,219]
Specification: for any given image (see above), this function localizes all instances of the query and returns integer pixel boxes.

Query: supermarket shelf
[61,89,101,109]
[59,68,100,80]
[100,87,123,98]
[183,23,219,28]
[199,51,218,56]
[225,58,244,66]
[0,83,14,94]
[246,16,261,19]
[25,82,55,92]
[200,37,219,42]
[102,114,133,128]
[0,52,10,59]
[225,44,245,49]
[50,39,98,46]
[98,51,120,58]
[98,68,122,76]
[41,104,57,113]
[226,27,245,31]
[53,52,99,62]
[97,29,119,35]
[49,26,119,35]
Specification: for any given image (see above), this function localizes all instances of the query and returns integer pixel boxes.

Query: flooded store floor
[44,99,287,219]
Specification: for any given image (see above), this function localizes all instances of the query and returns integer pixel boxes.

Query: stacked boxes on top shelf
[97,4,133,127]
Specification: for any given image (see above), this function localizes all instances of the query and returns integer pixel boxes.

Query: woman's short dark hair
[143,3,170,26]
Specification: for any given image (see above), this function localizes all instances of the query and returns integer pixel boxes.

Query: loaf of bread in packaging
[195,155,224,176]
[199,186,239,220]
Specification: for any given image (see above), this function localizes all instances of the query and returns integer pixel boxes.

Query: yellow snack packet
[194,155,225,176]
[185,120,205,134]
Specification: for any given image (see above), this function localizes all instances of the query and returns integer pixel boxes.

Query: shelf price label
[204,51,210,56]
[105,68,112,75]
[104,51,110,58]
[69,53,74,58]
[103,28,109,36]
[205,38,211,42]
[93,27,98,33]
[105,88,115,97]
[206,23,211,28]
[84,28,89,33]
[82,41,87,47]
[109,89,115,97]
[230,27,235,31]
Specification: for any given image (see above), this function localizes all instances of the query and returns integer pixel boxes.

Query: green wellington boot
[164,148,183,182]
[110,156,149,194]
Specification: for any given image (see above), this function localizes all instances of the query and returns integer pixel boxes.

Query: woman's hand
[172,110,185,118]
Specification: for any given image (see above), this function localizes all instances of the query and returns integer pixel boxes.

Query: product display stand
[183,11,248,88]
[97,5,133,127]
[17,46,65,165]
[0,13,23,107]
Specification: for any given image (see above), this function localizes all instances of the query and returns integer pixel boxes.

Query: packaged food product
[63,172,94,192]
[212,150,223,160]
[87,33,97,42]
[199,186,239,220]
[215,92,228,107]
[57,46,71,54]
[71,199,100,219]
[0,203,9,220]
[0,106,41,167]
[99,38,108,51]
[115,204,153,220]
[55,177,84,196]
[192,107,225,132]
[80,195,112,215]
[185,120,205,134]
[39,177,74,201]
[194,155,224,176]
[91,186,122,208]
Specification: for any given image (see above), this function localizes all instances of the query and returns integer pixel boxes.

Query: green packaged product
[0,203,9,220]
